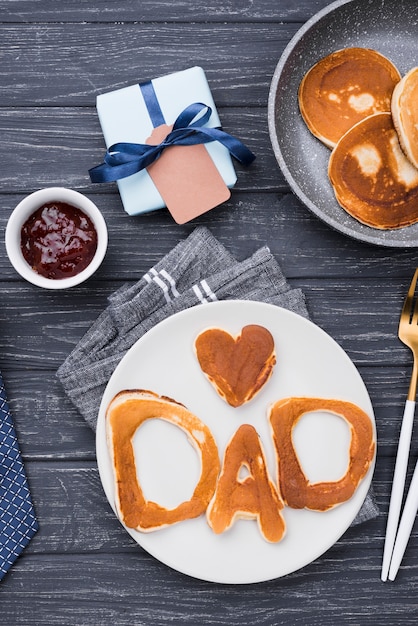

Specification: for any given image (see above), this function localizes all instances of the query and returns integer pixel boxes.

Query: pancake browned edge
[206,423,286,542]
[194,325,276,408]
[328,112,418,229]
[299,47,401,148]
[269,397,375,512]
[106,389,220,532]
[392,67,418,169]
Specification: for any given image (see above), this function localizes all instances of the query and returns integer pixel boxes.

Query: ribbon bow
[89,102,255,184]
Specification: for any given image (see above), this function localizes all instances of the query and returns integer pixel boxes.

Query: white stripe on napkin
[193,280,218,304]
[200,279,217,301]
[160,270,180,298]
[144,268,180,302]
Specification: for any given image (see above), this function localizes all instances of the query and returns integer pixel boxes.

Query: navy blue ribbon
[89,101,255,183]
[139,80,165,127]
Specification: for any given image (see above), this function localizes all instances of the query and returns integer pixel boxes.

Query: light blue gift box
[95,66,237,216]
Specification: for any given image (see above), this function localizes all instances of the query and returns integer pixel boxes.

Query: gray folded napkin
[57,225,378,525]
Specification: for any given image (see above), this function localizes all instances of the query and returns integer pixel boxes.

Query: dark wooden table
[1,1,418,623]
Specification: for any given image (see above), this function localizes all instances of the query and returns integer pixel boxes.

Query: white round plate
[96,301,376,584]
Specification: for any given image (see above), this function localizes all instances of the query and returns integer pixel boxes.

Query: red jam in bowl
[20,201,98,280]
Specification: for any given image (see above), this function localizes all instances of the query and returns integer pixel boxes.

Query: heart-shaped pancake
[194,325,276,407]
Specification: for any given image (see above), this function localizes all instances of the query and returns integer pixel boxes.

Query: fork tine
[412,297,418,326]
[401,268,418,324]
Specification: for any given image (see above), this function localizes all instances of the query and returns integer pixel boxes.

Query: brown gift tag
[145,124,231,224]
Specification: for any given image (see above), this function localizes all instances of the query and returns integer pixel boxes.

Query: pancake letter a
[206,424,286,542]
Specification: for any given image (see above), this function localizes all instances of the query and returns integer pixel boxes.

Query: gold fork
[381,268,418,581]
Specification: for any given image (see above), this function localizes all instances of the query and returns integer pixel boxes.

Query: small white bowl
[5,187,108,289]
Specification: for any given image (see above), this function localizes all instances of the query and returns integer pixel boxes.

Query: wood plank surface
[1,0,418,623]
[0,0,331,22]
[1,23,298,106]
[1,193,418,281]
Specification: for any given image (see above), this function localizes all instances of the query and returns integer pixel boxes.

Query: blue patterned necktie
[0,372,38,580]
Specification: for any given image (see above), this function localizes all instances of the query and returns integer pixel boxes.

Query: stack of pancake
[298,48,418,229]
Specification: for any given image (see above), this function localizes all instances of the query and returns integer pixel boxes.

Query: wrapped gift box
[95,66,237,217]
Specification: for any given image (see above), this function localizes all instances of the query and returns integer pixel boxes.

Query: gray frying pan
[268,0,418,247]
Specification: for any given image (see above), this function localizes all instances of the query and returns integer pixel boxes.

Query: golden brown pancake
[392,67,418,169]
[194,325,276,408]
[206,423,286,542]
[299,47,401,148]
[328,112,418,229]
[106,389,220,532]
[269,397,375,512]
